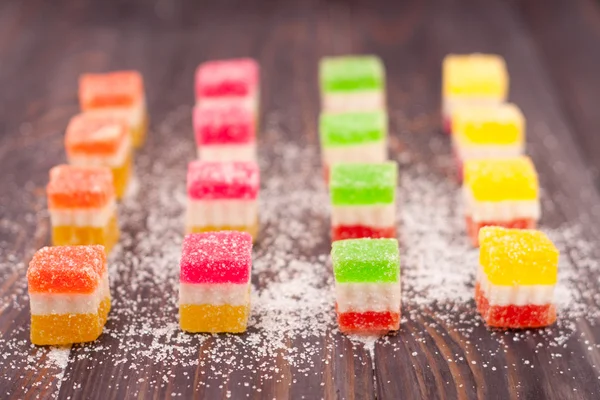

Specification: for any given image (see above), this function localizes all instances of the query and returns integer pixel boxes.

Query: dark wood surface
[2,0,600,399]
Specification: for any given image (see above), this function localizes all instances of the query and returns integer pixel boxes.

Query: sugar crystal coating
[479,227,559,285]
[79,71,144,109]
[330,162,397,206]
[65,113,129,156]
[193,103,255,145]
[320,56,384,93]
[180,231,252,284]
[464,156,538,202]
[187,161,259,200]
[319,111,387,148]
[195,58,259,98]
[27,245,106,294]
[453,103,524,146]
[47,165,115,209]
[332,238,400,283]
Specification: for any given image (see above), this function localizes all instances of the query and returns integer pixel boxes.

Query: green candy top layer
[320,56,384,93]
[320,111,387,148]
[330,162,397,206]
[332,238,400,283]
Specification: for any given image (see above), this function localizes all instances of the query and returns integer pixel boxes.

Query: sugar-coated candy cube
[65,113,133,198]
[185,161,260,240]
[193,103,256,162]
[332,238,401,333]
[476,227,558,328]
[320,55,386,113]
[319,111,388,177]
[47,165,119,253]
[463,156,540,246]
[79,70,148,147]
[442,53,508,134]
[179,231,253,333]
[27,245,111,345]
[330,162,397,241]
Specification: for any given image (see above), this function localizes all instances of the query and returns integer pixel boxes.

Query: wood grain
[1,0,600,399]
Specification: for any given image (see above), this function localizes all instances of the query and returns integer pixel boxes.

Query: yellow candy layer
[132,112,148,148]
[52,215,120,254]
[443,54,508,97]
[479,227,558,285]
[453,103,524,146]
[464,156,539,202]
[112,152,133,199]
[179,304,249,333]
[186,222,259,242]
[30,297,111,345]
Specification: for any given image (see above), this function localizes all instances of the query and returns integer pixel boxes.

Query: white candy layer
[185,199,257,228]
[477,266,554,306]
[463,187,540,223]
[50,200,117,227]
[197,142,256,162]
[454,142,524,161]
[322,141,387,166]
[196,91,259,115]
[442,96,504,120]
[179,282,250,306]
[68,132,132,167]
[336,282,401,313]
[87,96,147,128]
[331,204,395,228]
[30,273,110,315]
[322,91,385,113]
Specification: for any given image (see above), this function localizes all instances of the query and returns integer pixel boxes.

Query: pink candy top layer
[193,103,255,145]
[187,161,259,200]
[180,232,253,284]
[195,58,259,99]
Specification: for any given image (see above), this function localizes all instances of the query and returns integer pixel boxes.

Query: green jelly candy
[320,111,387,148]
[330,162,397,206]
[320,56,384,93]
[332,238,400,283]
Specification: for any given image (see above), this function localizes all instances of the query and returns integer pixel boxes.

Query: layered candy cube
[463,156,540,247]
[193,103,256,162]
[27,245,111,345]
[320,55,386,113]
[330,162,397,241]
[47,165,120,253]
[65,113,133,199]
[476,227,558,328]
[332,238,401,333]
[185,161,259,240]
[442,54,508,134]
[452,103,525,177]
[179,231,252,333]
[319,111,388,177]
[79,70,148,148]
[195,58,259,114]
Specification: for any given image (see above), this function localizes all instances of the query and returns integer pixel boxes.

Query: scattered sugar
[0,106,599,396]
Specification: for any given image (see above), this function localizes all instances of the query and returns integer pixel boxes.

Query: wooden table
[2,0,600,398]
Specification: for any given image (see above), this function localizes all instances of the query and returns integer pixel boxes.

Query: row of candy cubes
[318,55,402,334]
[443,54,558,328]
[30,71,149,345]
[181,59,261,334]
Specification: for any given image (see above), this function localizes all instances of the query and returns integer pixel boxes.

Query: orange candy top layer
[79,71,144,109]
[65,113,129,156]
[27,245,106,294]
[47,165,115,209]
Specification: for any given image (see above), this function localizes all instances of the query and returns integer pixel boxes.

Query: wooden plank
[1,0,600,399]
